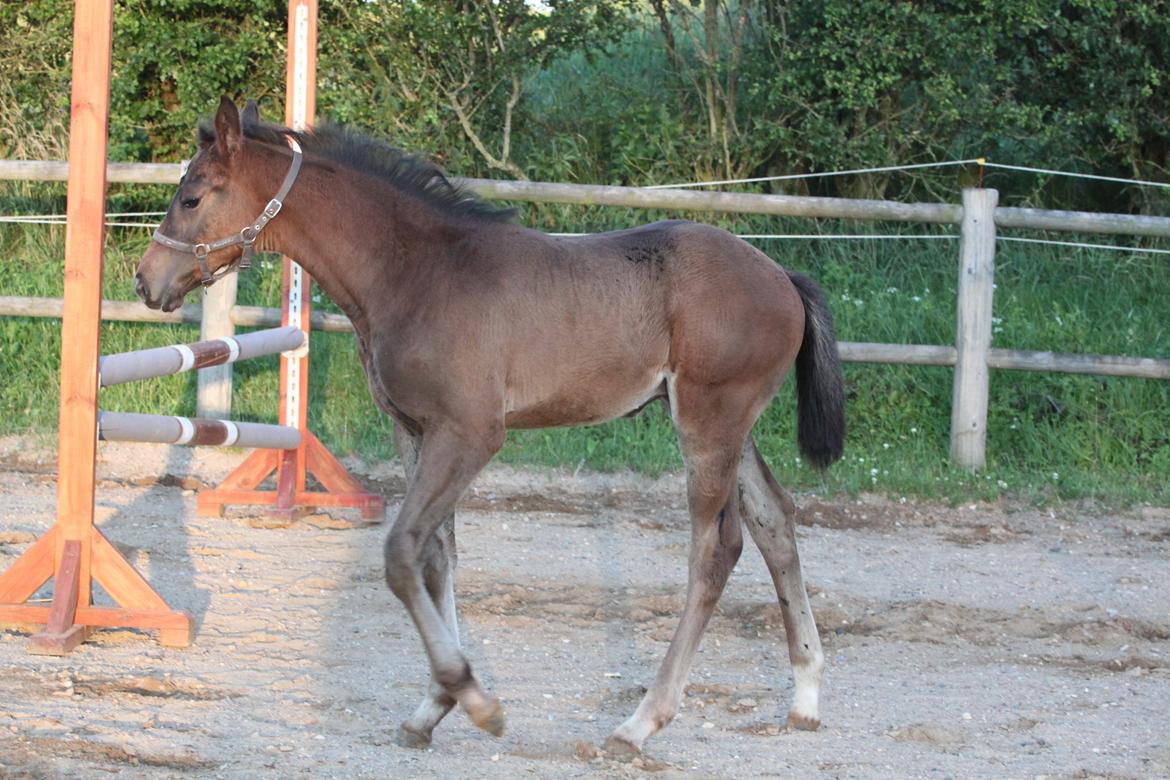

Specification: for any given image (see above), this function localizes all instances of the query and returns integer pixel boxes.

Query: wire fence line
[645,159,985,190]
[6,216,1163,257]
[647,158,1170,192]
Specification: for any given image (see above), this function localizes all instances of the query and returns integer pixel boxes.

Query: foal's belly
[503,371,668,430]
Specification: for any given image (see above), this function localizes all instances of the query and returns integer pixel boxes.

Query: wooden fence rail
[4,294,1165,380]
[7,159,1170,237]
[4,158,1169,468]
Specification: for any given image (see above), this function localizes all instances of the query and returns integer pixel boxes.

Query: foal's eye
[181,196,201,209]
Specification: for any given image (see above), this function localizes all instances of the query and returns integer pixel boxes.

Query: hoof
[468,697,507,737]
[604,734,642,761]
[396,723,432,749]
[785,711,821,731]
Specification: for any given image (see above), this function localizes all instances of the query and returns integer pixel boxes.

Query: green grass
[2,188,1168,507]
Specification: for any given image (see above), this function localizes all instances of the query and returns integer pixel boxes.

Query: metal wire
[645,159,985,190]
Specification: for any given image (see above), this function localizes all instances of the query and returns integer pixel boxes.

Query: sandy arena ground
[1,436,1168,779]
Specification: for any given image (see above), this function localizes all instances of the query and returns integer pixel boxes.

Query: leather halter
[152,138,303,287]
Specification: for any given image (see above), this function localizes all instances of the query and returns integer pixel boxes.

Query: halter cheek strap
[152,138,303,287]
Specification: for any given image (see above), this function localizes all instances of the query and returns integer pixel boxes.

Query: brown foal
[136,98,845,756]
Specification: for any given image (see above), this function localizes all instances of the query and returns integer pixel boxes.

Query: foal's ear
[214,96,243,158]
[242,99,260,127]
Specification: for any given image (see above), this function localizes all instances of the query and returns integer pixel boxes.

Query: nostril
[134,272,147,301]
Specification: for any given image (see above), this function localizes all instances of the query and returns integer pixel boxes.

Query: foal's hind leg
[737,437,824,730]
[607,385,753,756]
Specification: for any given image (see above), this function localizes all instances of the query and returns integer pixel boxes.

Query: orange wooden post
[0,0,193,653]
[275,0,317,517]
[196,0,383,522]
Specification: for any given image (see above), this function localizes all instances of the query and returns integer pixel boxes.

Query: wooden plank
[28,540,85,655]
[0,526,57,604]
[197,274,239,418]
[216,448,280,491]
[950,188,998,470]
[0,159,181,184]
[996,205,1170,239]
[273,448,300,518]
[195,450,279,517]
[839,342,957,366]
[985,348,1170,379]
[275,0,319,511]
[197,488,281,511]
[462,177,963,224]
[305,431,367,494]
[293,491,385,514]
[9,163,1170,240]
[5,292,1163,380]
[306,433,384,519]
[0,605,192,632]
[0,296,354,332]
[194,488,384,512]
[90,528,169,611]
[232,305,352,333]
[55,0,115,611]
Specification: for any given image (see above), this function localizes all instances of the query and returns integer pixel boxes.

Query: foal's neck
[249,142,440,331]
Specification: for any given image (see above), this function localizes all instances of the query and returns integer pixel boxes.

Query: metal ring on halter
[239,226,259,270]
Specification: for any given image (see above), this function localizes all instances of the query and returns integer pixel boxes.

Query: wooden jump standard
[0,0,192,654]
[0,0,376,656]
[1,320,305,653]
[198,0,384,523]
[0,0,311,653]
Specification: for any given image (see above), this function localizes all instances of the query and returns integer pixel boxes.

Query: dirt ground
[1,436,1168,780]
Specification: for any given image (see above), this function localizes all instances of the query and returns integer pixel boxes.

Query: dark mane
[198,117,516,224]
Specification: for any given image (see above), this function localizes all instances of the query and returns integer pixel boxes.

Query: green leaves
[110,0,285,162]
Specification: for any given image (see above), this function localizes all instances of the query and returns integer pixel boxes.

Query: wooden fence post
[197,274,237,418]
[950,187,998,470]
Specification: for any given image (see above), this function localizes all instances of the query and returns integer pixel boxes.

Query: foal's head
[136,97,269,311]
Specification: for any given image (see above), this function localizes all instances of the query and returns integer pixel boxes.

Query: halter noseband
[152,138,303,287]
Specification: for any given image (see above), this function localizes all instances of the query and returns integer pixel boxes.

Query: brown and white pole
[99,326,304,387]
[98,411,301,451]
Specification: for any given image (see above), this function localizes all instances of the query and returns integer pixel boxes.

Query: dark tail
[786,270,845,469]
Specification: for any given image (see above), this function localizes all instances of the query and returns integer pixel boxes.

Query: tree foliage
[2,1,1169,211]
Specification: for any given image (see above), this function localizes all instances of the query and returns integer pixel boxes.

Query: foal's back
[479,219,804,430]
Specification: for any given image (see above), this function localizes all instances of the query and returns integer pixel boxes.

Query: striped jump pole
[99,326,304,387]
[98,411,301,450]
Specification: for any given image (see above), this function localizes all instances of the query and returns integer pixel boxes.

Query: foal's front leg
[384,425,504,739]
[392,427,461,748]
[397,513,460,748]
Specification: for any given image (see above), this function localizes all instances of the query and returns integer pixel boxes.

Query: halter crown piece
[152,138,304,287]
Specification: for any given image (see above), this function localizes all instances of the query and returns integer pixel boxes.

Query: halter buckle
[196,248,215,287]
[239,227,258,270]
